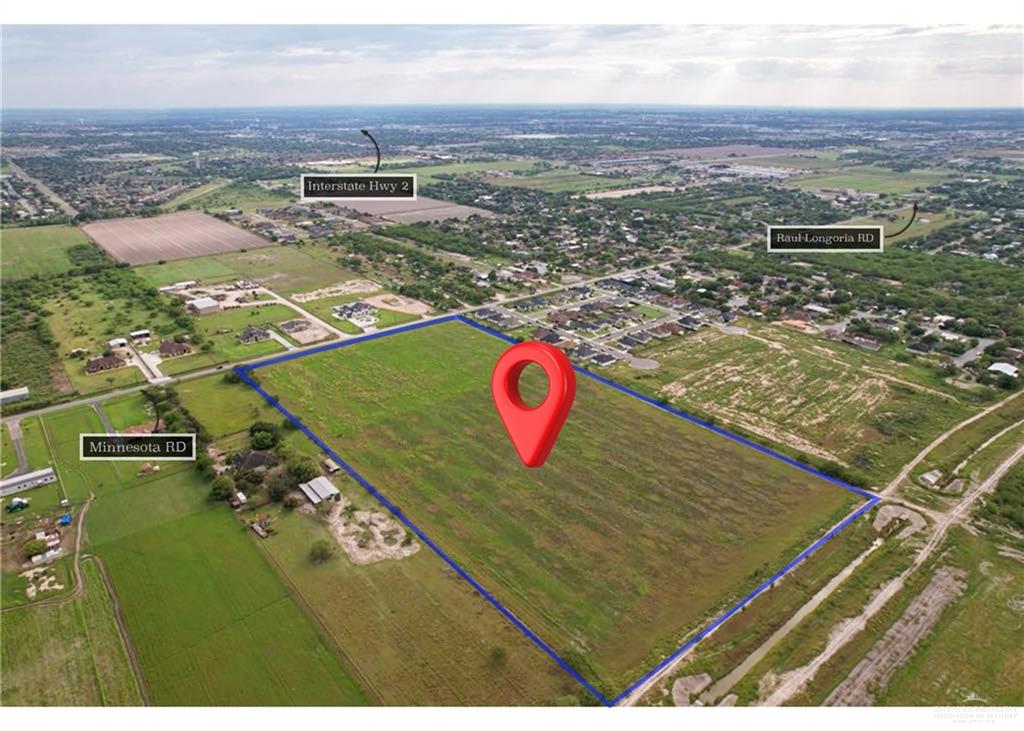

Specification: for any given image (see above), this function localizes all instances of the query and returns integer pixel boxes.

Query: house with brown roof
[85,355,126,374]
[159,340,191,358]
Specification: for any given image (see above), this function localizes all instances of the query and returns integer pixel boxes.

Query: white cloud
[1,24,1020,108]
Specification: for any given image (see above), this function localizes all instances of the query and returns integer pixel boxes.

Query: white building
[989,362,1020,378]
[186,296,219,315]
[0,468,57,497]
[297,476,341,505]
[0,386,30,405]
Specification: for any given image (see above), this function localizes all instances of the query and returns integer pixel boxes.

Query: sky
[2,25,1022,109]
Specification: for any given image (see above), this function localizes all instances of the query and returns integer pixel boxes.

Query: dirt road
[699,537,884,705]
[760,442,1024,706]
[882,389,1023,496]
[1,495,92,613]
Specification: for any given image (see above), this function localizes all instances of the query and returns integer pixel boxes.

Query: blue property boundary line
[237,314,879,707]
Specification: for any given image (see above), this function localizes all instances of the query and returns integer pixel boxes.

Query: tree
[22,538,47,558]
[208,474,235,502]
[309,539,335,564]
[288,458,320,483]
[249,421,281,449]
[250,430,278,450]
[266,470,292,502]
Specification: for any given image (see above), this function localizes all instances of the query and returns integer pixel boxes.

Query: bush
[309,539,335,564]
[288,458,320,483]
[22,538,48,558]
[208,474,235,502]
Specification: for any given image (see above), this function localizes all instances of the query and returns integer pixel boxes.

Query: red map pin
[491,341,576,468]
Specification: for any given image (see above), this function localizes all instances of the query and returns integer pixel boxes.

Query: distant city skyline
[2,25,1021,109]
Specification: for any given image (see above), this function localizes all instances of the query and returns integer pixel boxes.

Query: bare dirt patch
[584,185,679,200]
[873,504,927,540]
[291,279,381,302]
[82,211,273,265]
[825,567,967,706]
[672,673,712,706]
[19,565,65,600]
[313,499,420,565]
[278,319,332,345]
[364,293,431,315]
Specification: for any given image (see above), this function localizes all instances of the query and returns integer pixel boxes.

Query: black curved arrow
[361,129,381,173]
[885,202,918,240]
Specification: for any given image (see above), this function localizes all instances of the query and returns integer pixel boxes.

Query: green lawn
[0,225,91,280]
[96,507,369,705]
[133,256,239,287]
[32,403,371,706]
[215,246,360,296]
[100,392,154,431]
[1,559,143,706]
[252,320,860,696]
[176,373,282,439]
[787,166,951,195]
[179,181,295,212]
[485,168,630,193]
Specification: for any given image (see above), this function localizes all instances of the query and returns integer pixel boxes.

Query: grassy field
[214,246,360,296]
[0,224,92,280]
[134,244,360,296]
[735,153,843,170]
[776,528,1024,706]
[258,504,579,705]
[100,392,154,430]
[159,179,232,210]
[133,256,240,287]
[485,168,630,193]
[34,404,371,705]
[610,322,975,487]
[96,507,368,705]
[176,373,281,439]
[0,559,143,706]
[911,392,1024,486]
[1,424,14,477]
[43,278,180,395]
[252,320,861,697]
[192,303,298,362]
[647,511,882,705]
[179,181,295,212]
[839,206,967,245]
[729,524,917,704]
[787,166,950,195]
[878,531,1024,706]
[387,159,542,183]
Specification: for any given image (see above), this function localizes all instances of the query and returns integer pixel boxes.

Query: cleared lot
[82,211,274,265]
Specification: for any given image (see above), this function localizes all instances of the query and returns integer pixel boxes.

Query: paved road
[2,257,682,428]
[5,418,29,476]
[92,403,116,433]
[7,159,78,216]
[953,337,997,368]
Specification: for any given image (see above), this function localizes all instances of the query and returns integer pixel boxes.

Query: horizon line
[3,102,1022,113]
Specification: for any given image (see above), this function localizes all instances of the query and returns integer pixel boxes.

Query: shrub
[309,539,335,564]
